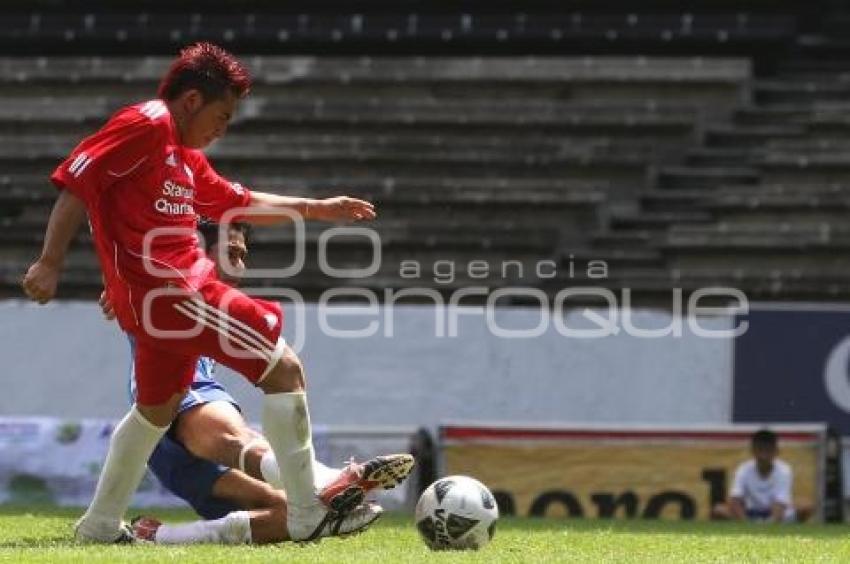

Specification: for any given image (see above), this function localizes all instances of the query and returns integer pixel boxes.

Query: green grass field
[2,506,850,563]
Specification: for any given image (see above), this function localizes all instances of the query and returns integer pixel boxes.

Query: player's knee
[258,348,305,394]
[219,431,247,462]
[136,391,184,427]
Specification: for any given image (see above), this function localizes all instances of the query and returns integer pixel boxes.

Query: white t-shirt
[730,459,793,512]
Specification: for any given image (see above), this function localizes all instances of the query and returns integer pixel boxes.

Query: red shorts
[126,278,284,405]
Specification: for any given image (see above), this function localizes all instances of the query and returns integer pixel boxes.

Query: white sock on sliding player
[75,406,168,542]
[154,511,251,545]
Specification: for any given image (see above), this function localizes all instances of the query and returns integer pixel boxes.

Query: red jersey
[51,99,251,329]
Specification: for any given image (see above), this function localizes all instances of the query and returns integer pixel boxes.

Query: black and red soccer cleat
[319,453,416,513]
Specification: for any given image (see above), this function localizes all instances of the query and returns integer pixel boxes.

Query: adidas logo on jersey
[68,152,93,178]
[165,152,177,167]
[139,100,167,120]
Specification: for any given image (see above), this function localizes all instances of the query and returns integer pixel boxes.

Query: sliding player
[23,42,381,542]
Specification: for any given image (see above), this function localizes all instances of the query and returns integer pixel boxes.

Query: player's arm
[191,151,376,225]
[22,191,87,304]
[245,191,376,225]
[24,107,163,304]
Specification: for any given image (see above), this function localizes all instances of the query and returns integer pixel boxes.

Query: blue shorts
[148,432,240,519]
[128,336,244,519]
[147,380,242,519]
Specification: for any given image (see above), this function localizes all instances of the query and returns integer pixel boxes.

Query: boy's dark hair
[158,42,251,102]
[751,429,778,449]
[197,218,250,251]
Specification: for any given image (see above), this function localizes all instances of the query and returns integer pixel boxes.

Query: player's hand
[310,197,376,223]
[99,290,116,321]
[22,259,61,304]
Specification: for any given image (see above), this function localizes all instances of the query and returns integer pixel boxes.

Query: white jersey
[730,459,793,512]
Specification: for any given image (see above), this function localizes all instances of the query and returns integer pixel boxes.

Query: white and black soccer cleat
[303,502,384,542]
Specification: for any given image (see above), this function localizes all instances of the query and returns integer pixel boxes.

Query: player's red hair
[158,42,251,102]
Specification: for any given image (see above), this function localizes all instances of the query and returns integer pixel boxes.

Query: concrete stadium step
[714,182,850,198]
[764,137,850,152]
[662,268,850,300]
[248,175,614,197]
[256,98,700,128]
[610,210,714,231]
[754,80,850,105]
[657,166,759,189]
[664,223,842,249]
[777,57,850,77]
[564,248,664,268]
[702,188,843,219]
[638,190,711,212]
[704,125,806,148]
[589,230,655,251]
[0,56,751,84]
[204,156,648,184]
[206,133,665,160]
[758,152,850,180]
[540,265,675,292]
[234,112,697,137]
[662,253,850,289]
[684,147,755,167]
[803,116,850,136]
[382,187,605,207]
[732,105,813,127]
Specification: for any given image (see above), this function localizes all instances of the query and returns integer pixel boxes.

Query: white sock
[76,406,167,541]
[260,450,340,489]
[262,392,323,540]
[154,511,251,545]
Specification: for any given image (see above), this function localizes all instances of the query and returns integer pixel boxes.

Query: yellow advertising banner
[441,425,826,520]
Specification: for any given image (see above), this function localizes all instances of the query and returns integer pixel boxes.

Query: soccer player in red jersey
[22,43,386,542]
[107,221,414,545]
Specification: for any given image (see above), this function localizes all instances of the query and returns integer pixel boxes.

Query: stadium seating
[0,55,748,299]
[6,1,850,302]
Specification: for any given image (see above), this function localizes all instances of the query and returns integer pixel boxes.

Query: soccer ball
[414,475,499,550]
